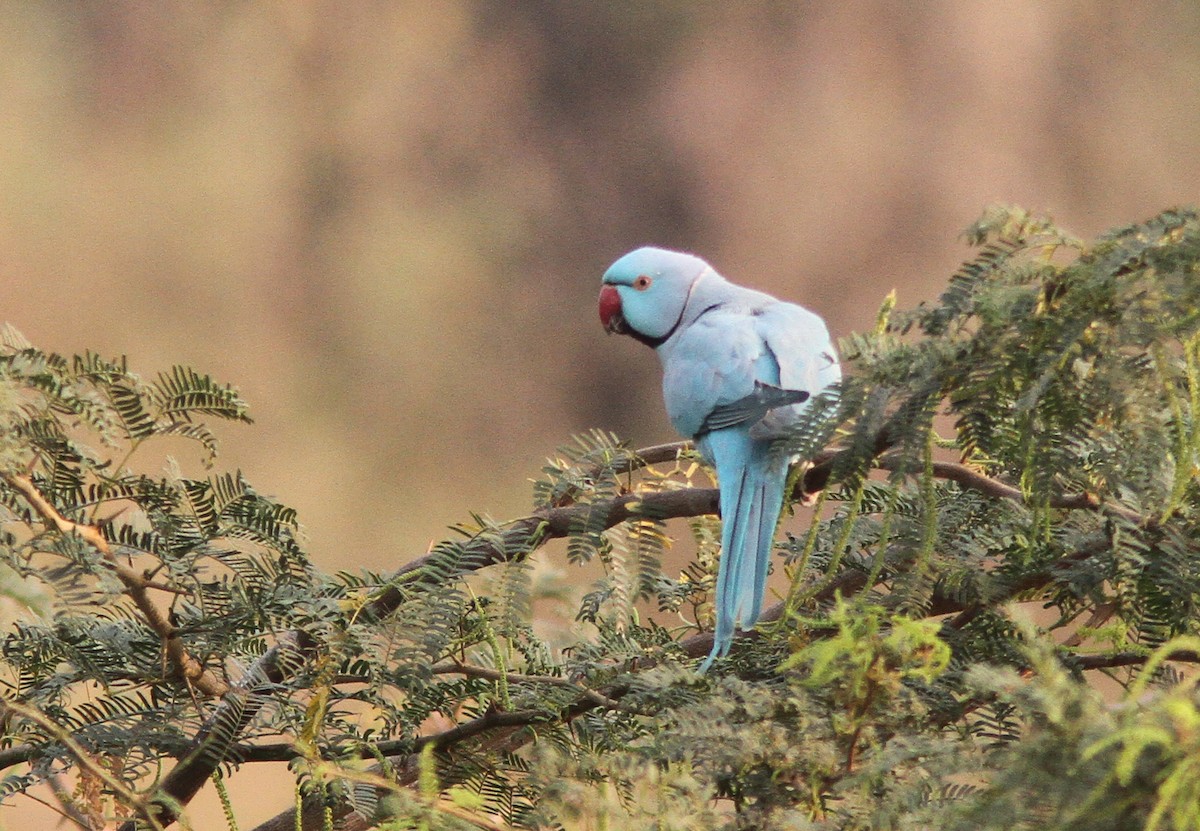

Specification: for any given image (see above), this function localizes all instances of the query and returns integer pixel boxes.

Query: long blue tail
[698,428,789,672]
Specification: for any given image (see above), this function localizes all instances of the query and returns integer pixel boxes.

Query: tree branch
[555,435,1146,526]
[2,473,229,698]
[430,661,643,713]
[1072,649,1200,670]
[126,484,721,829]
[875,453,1147,526]
[941,537,1112,629]
[125,434,1149,830]
[611,440,691,474]
[0,697,168,830]
[244,614,755,831]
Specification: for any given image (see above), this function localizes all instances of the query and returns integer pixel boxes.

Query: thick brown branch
[368,486,720,619]
[0,743,37,772]
[2,473,228,698]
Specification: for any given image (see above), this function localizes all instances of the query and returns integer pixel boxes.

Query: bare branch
[0,743,37,773]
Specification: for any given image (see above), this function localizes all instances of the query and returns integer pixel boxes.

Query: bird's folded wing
[699,382,810,434]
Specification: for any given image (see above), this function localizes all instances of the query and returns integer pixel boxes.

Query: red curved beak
[598,284,623,334]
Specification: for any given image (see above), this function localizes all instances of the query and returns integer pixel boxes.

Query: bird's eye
[633,275,653,291]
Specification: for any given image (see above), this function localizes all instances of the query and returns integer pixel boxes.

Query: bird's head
[598,246,708,348]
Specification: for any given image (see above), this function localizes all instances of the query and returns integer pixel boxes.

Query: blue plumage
[599,246,840,670]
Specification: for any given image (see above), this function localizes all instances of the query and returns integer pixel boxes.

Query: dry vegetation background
[0,3,1199,824]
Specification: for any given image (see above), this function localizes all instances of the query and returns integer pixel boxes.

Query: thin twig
[943,539,1111,630]
[1060,602,1120,649]
[612,440,691,475]
[45,774,92,829]
[231,707,553,764]
[0,697,167,830]
[876,453,1146,526]
[432,795,514,831]
[1073,649,1200,670]
[18,787,91,831]
[430,660,645,713]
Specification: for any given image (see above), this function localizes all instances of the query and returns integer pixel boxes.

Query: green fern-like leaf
[152,365,252,423]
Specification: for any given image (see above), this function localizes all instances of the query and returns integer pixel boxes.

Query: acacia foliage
[0,206,1199,830]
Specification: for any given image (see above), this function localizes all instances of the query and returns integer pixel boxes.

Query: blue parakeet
[598,247,840,670]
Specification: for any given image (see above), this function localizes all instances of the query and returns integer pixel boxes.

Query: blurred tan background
[4,2,1199,572]
[2,1,1200,827]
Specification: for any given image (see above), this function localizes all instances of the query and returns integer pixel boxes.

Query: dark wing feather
[698,382,810,434]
